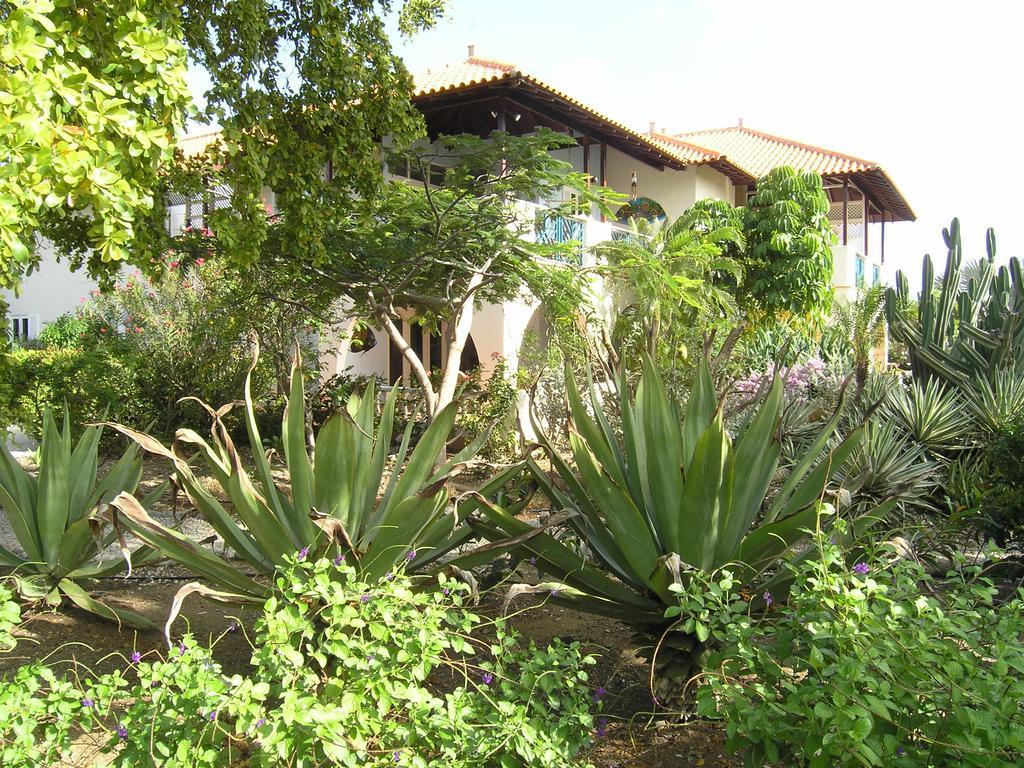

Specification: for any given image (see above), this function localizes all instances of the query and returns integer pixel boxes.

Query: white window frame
[9,314,37,342]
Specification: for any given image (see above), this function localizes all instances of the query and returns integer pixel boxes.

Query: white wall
[2,239,99,339]
[603,146,734,220]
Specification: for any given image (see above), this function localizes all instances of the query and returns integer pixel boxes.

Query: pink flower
[201,228,212,237]
[134,327,143,333]
[99,328,107,333]
[170,261,179,269]
[196,258,205,266]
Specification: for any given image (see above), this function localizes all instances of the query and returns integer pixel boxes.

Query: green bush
[34,313,90,350]
[976,416,1024,544]
[683,529,1024,767]
[0,559,599,768]
[0,346,154,439]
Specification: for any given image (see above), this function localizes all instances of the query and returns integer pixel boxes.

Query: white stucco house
[4,49,914,391]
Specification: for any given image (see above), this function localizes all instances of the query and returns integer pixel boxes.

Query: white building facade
[5,52,914,388]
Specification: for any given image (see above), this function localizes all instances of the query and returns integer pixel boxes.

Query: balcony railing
[534,210,585,265]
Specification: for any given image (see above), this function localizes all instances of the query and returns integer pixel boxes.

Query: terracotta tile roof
[661,125,915,221]
[413,56,517,95]
[674,125,877,178]
[177,130,223,158]
[413,56,691,171]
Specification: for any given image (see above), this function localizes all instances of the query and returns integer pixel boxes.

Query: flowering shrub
[675,529,1024,767]
[0,559,599,768]
[733,357,826,397]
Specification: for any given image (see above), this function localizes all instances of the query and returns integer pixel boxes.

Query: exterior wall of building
[832,244,884,301]
[1,239,99,340]
[603,147,734,220]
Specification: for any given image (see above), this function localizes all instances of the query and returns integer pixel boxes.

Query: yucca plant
[0,411,162,627]
[471,358,882,701]
[106,351,488,608]
[880,377,973,454]
[967,364,1024,434]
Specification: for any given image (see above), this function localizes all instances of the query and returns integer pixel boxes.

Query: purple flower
[385,571,395,581]
[442,588,451,596]
[549,588,560,597]
[529,556,537,566]
[116,723,129,740]
[853,562,870,576]
[593,686,607,701]
[177,642,186,657]
[393,752,401,763]
[255,717,266,728]
[480,671,494,686]
[359,593,371,603]
[207,711,217,722]
[762,591,773,607]
[896,746,905,756]
[595,717,609,738]
[227,621,238,633]
[406,550,417,561]
[333,553,345,566]
[130,651,141,664]
[297,546,309,561]
[81,697,95,709]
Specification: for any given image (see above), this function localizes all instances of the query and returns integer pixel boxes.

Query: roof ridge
[677,125,878,169]
[464,55,517,71]
[649,131,722,160]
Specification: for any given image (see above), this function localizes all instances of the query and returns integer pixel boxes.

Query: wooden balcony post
[842,178,849,246]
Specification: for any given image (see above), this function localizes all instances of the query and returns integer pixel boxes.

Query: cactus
[886,218,1023,388]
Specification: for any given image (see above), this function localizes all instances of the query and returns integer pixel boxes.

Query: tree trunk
[436,267,488,415]
[375,307,439,416]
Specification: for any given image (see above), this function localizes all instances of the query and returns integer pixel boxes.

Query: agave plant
[0,412,162,627]
[471,358,884,699]
[106,351,489,608]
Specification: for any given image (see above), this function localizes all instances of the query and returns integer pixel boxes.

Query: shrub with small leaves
[678,529,1024,767]
[0,584,19,652]
[2,559,598,767]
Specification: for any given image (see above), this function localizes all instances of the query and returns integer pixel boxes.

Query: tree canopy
[251,129,619,416]
[0,0,445,315]
[742,167,836,317]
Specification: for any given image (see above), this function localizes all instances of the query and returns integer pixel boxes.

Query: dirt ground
[2,448,742,767]
[6,572,742,768]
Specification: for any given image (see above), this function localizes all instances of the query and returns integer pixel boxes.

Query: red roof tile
[673,125,878,178]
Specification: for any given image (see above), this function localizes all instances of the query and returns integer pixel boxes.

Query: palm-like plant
[0,412,161,627]
[593,215,743,362]
[106,351,485,607]
[833,284,887,395]
[472,358,879,699]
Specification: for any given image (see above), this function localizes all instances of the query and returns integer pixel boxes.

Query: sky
[386,0,1024,286]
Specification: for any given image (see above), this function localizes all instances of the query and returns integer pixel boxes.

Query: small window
[389,158,446,187]
[9,315,33,342]
[855,256,866,288]
[872,265,881,286]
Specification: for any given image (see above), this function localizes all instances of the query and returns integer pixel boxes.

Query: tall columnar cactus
[886,218,1023,388]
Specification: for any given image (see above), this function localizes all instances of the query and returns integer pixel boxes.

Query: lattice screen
[827,200,865,251]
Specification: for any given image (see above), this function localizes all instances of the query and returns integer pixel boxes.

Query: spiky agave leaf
[106,346,485,608]
[0,410,157,628]
[471,356,881,700]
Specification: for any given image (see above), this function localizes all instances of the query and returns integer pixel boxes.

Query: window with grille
[856,256,866,288]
